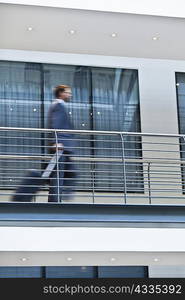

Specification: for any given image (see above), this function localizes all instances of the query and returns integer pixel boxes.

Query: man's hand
[50,143,64,151]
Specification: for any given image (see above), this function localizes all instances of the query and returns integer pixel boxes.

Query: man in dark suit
[47,84,76,202]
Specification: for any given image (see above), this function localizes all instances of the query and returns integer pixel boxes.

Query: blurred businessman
[47,84,76,202]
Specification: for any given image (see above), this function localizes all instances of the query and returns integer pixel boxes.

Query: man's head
[54,85,72,102]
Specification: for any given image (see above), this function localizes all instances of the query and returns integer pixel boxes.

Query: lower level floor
[0,266,148,278]
[1,266,185,278]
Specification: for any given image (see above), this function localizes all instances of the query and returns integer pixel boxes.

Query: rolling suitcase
[11,150,63,202]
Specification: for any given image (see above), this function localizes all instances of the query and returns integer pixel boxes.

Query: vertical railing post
[54,130,60,203]
[147,162,152,204]
[120,133,127,204]
[92,162,95,204]
[181,136,185,193]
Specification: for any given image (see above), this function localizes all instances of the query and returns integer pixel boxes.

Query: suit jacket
[47,101,75,153]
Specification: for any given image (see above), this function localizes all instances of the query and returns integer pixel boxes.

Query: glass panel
[176,73,185,191]
[0,267,42,278]
[91,68,143,193]
[0,61,42,191]
[45,266,96,278]
[0,61,142,196]
[43,64,92,192]
[98,266,148,278]
[0,266,148,278]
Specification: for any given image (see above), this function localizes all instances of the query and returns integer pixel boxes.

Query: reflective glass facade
[0,61,142,193]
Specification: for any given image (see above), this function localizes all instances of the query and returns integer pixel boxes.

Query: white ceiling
[2,0,185,19]
[1,226,185,266]
[1,3,185,60]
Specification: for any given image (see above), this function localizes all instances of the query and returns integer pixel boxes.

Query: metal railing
[0,126,185,205]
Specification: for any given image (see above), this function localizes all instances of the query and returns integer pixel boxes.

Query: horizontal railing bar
[1,134,184,146]
[0,179,183,185]
[0,143,181,151]
[1,126,185,138]
[0,165,182,171]
[0,143,182,153]
[0,152,182,161]
[1,184,183,191]
[0,155,185,165]
[0,170,183,177]
[0,182,181,187]
[0,135,123,143]
[1,174,183,183]
[1,193,185,199]
[3,179,184,185]
[0,183,182,188]
[0,193,134,198]
[0,170,183,178]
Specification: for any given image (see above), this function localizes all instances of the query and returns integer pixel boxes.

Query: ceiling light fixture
[110,257,116,262]
[154,258,159,262]
[111,33,117,38]
[67,257,72,261]
[152,36,159,41]
[20,258,28,262]
[27,27,33,31]
[69,29,76,35]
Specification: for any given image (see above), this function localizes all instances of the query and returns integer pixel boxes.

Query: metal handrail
[0,154,184,165]
[0,126,185,138]
[0,126,184,205]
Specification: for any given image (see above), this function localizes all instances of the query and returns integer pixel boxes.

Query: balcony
[0,126,185,266]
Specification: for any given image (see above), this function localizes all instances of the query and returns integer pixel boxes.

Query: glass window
[0,61,142,194]
[98,266,148,278]
[45,266,96,278]
[0,61,42,190]
[43,64,92,191]
[176,73,185,191]
[91,68,142,193]
[0,267,42,278]
[0,266,148,278]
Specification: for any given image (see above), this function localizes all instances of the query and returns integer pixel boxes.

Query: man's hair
[54,84,71,98]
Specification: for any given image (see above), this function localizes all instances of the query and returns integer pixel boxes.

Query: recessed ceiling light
[152,36,159,41]
[154,258,159,262]
[20,257,28,262]
[67,257,72,261]
[176,83,180,86]
[111,33,117,38]
[27,27,33,31]
[69,29,76,35]
[110,257,116,262]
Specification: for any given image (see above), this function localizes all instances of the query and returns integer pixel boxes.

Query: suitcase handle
[41,149,63,179]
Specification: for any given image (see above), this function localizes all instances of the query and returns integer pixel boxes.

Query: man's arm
[49,103,64,150]
[50,102,62,129]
